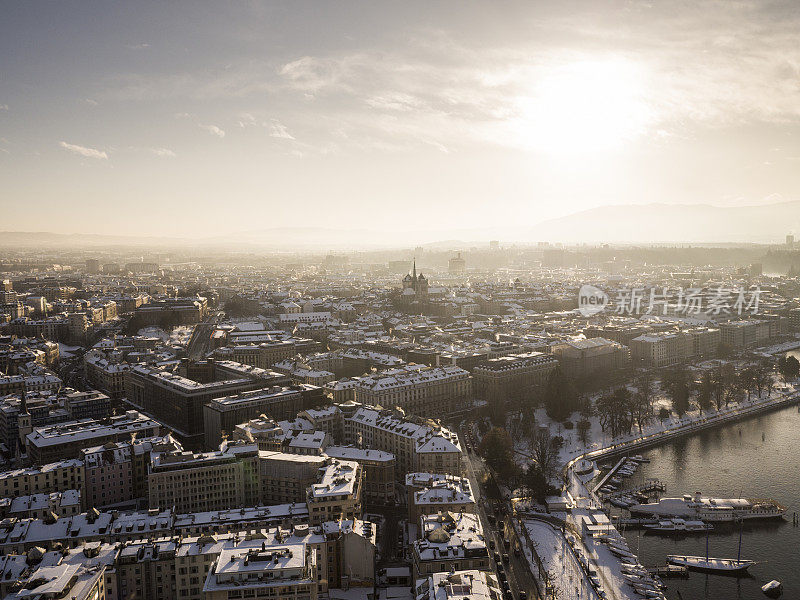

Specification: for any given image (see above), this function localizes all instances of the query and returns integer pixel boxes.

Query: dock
[604,479,666,499]
[611,516,659,529]
[592,457,627,494]
[647,564,689,578]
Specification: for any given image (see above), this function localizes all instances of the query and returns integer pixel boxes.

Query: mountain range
[1,199,796,249]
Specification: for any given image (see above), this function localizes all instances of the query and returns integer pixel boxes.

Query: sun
[514,58,651,155]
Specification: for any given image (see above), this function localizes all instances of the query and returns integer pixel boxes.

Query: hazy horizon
[3,1,800,239]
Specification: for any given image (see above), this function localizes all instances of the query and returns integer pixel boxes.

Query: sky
[2,1,800,241]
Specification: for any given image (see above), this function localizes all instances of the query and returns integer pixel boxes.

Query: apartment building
[630,331,690,368]
[306,459,363,525]
[232,415,286,451]
[258,450,327,505]
[0,544,117,600]
[148,442,261,513]
[719,319,772,349]
[203,384,323,448]
[26,410,162,464]
[214,339,296,369]
[352,364,472,417]
[324,446,395,505]
[406,472,476,523]
[124,363,278,448]
[550,337,631,378]
[0,459,84,500]
[343,405,462,476]
[472,351,559,407]
[273,358,336,386]
[83,350,130,397]
[1,489,81,519]
[203,543,318,600]
[415,570,504,600]
[412,511,490,581]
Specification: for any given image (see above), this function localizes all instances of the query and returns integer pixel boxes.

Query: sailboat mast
[705,525,709,562]
[737,518,743,564]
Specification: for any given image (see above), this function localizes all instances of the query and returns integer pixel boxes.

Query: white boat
[630,455,650,463]
[630,492,785,522]
[762,580,782,597]
[667,555,755,573]
[645,519,677,531]
[609,546,636,559]
[645,518,712,533]
[685,519,713,532]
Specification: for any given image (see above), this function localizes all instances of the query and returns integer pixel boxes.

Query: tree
[522,465,559,504]
[751,360,772,398]
[739,366,757,401]
[528,427,561,479]
[479,427,518,482]
[658,407,670,424]
[631,372,655,432]
[661,365,692,417]
[577,419,591,445]
[694,371,714,413]
[596,387,633,438]
[543,368,578,422]
[778,355,800,382]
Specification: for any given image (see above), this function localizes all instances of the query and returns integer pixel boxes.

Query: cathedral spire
[412,258,417,281]
[20,387,28,415]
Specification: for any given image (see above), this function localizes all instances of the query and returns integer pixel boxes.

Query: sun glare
[515,58,651,155]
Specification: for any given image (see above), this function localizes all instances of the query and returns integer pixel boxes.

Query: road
[185,313,221,359]
[460,425,539,600]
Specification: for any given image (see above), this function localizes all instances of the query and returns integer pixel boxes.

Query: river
[619,402,800,599]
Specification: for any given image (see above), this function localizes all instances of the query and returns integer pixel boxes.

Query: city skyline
[3,1,800,239]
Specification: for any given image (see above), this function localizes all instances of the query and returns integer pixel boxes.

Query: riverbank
[563,384,800,475]
[618,404,800,599]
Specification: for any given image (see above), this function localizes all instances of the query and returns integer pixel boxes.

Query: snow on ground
[136,325,194,347]
[169,325,193,347]
[57,343,81,358]
[513,379,798,478]
[754,336,800,355]
[137,327,169,342]
[523,518,599,600]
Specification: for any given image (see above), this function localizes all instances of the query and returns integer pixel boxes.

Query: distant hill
[0,231,184,247]
[527,200,800,243]
[1,199,796,249]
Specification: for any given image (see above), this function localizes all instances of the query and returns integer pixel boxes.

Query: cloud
[58,141,108,160]
[150,147,176,157]
[199,124,225,138]
[175,112,191,119]
[126,43,150,50]
[84,99,99,106]
[97,2,800,157]
[0,104,8,111]
[268,121,295,140]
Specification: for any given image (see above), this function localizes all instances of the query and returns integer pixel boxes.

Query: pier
[592,456,628,494]
[612,516,659,529]
[603,479,666,499]
[647,564,689,578]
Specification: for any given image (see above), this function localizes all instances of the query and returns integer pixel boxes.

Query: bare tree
[528,427,560,479]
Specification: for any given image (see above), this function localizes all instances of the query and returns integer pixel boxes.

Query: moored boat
[666,555,755,573]
[762,580,782,597]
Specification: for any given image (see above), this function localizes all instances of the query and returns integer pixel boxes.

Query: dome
[426,526,451,543]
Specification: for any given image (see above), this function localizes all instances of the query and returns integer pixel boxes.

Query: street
[459,425,539,600]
